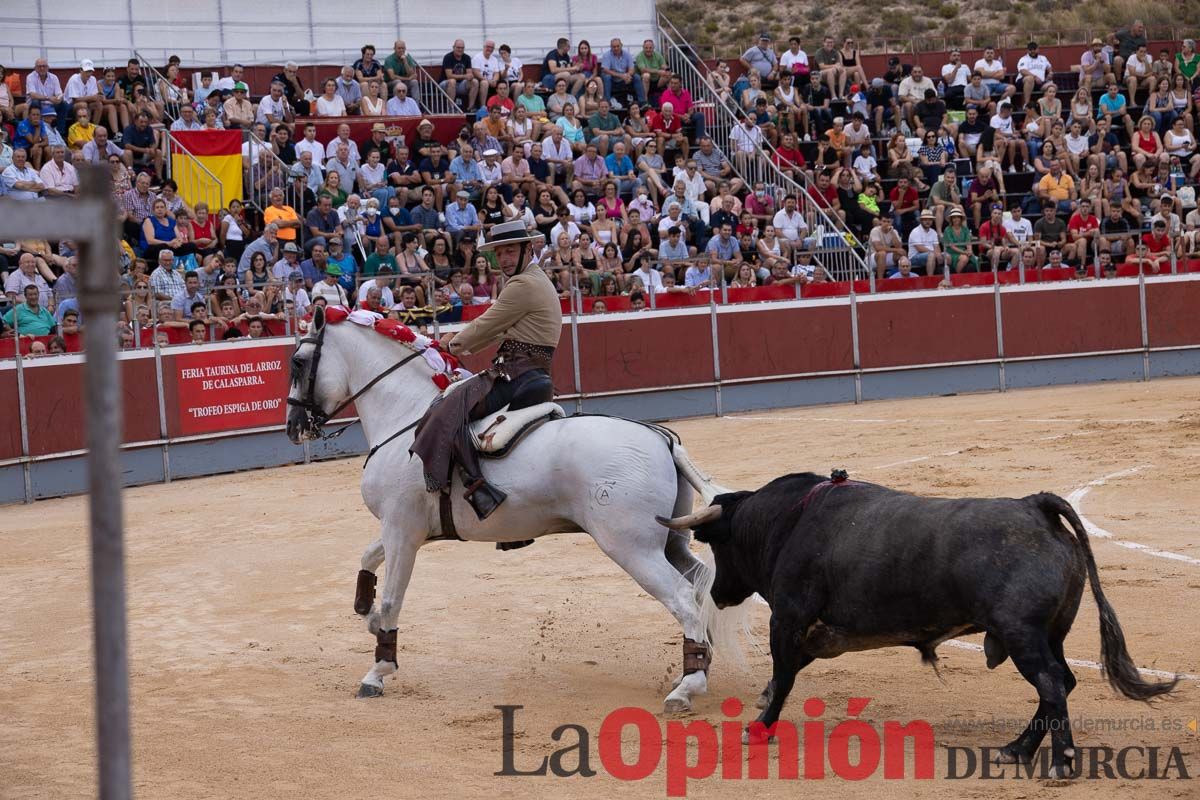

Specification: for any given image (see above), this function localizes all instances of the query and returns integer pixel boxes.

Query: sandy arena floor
[2,378,1199,799]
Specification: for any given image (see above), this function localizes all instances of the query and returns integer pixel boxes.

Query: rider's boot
[462,476,507,520]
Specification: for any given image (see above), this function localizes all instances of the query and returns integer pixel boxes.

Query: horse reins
[288,321,424,443]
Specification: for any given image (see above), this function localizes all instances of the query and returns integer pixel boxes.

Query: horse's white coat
[288,317,727,709]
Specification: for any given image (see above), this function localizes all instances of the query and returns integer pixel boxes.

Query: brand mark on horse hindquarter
[594,482,615,506]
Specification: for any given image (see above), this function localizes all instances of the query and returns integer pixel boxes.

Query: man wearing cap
[415,219,558,523]
[1016,42,1052,108]
[65,60,103,125]
[311,264,349,306]
[410,118,439,161]
[284,270,311,317]
[908,210,942,275]
[273,241,303,281]
[1080,38,1115,91]
[445,190,481,244]
[223,82,255,129]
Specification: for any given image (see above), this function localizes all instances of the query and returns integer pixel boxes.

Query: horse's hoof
[663,697,692,715]
[356,683,384,699]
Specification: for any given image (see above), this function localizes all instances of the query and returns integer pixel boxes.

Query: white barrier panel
[3,0,659,67]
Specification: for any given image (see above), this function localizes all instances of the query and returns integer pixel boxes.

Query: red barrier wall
[1000,284,1142,359]
[1145,281,1200,349]
[4,279,1200,464]
[717,304,854,379]
[857,293,998,369]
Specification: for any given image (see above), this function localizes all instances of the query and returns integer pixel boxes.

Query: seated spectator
[14,106,52,169]
[4,284,57,335]
[601,38,644,108]
[907,210,942,275]
[334,66,363,114]
[39,144,78,197]
[315,79,347,117]
[442,39,479,111]
[387,82,421,116]
[3,147,46,200]
[1017,41,1052,108]
[385,40,420,98]
[1079,38,1114,91]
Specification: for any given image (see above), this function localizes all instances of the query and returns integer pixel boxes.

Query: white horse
[285,306,733,711]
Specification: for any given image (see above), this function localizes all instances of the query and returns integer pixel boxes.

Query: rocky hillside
[660,0,1198,57]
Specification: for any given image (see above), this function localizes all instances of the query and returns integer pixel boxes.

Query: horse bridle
[287,320,423,441]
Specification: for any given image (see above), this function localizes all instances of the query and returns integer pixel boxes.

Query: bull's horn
[656,505,722,530]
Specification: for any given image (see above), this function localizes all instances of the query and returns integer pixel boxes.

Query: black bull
[659,473,1177,778]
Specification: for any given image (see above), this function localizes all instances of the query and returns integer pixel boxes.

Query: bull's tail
[671,444,732,505]
[1037,493,1178,701]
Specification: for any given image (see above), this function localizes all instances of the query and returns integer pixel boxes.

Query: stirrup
[462,478,506,520]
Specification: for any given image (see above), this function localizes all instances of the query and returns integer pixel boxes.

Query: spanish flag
[169,130,243,211]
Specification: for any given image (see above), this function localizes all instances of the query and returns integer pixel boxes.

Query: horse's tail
[685,552,756,666]
[669,445,752,662]
[671,444,732,505]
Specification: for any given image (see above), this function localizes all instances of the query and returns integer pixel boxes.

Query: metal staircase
[656,15,870,282]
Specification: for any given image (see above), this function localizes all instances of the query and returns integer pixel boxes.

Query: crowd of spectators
[3,19,1200,352]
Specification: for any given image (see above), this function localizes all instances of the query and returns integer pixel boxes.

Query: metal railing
[134,51,182,125]
[415,63,461,115]
[163,130,225,211]
[244,130,302,228]
[657,14,870,282]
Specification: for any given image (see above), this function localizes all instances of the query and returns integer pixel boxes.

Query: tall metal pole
[76,167,134,800]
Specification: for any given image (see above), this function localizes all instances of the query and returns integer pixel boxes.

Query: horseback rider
[411,220,561,523]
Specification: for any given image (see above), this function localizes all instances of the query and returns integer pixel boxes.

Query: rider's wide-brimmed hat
[477,219,544,252]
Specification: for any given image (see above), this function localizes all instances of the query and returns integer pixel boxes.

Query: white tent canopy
[3,0,658,68]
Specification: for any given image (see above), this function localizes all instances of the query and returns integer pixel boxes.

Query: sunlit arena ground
[2,377,1198,799]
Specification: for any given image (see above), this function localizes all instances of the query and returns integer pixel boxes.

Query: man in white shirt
[675,160,707,203]
[540,127,574,184]
[549,207,581,244]
[779,37,809,74]
[1016,41,1052,107]
[255,81,293,127]
[772,195,811,247]
[940,50,970,107]
[386,83,421,116]
[294,123,325,167]
[324,123,360,166]
[64,60,103,125]
[907,209,942,275]
[729,115,764,175]
[1006,205,1034,242]
[39,145,78,197]
[973,47,1011,98]
[241,123,269,169]
[628,257,664,293]
[2,148,46,201]
[897,65,936,131]
[472,40,504,111]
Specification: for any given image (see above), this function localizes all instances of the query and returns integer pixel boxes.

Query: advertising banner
[171,344,292,436]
